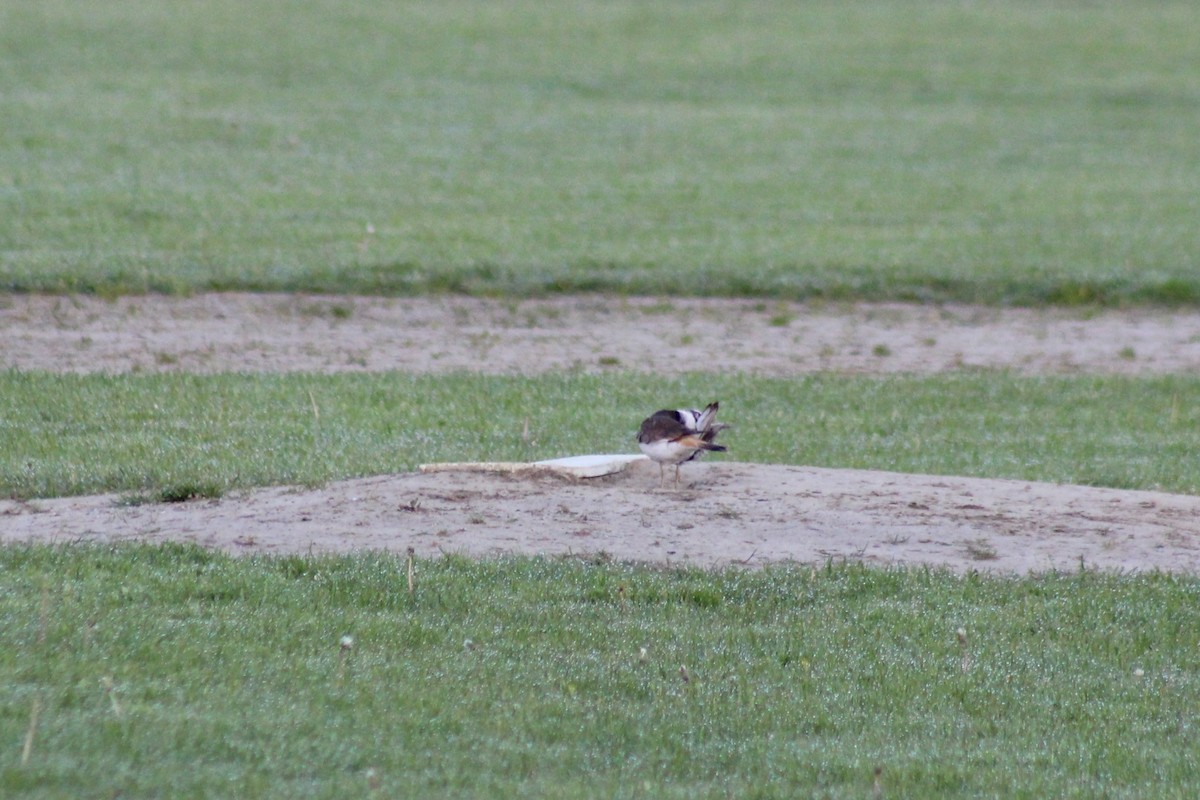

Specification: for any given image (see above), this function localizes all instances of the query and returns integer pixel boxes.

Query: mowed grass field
[3,371,1200,500]
[2,0,1199,303]
[4,1,1200,796]
[5,546,1200,798]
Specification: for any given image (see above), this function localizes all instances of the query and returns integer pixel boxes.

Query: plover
[636,401,728,487]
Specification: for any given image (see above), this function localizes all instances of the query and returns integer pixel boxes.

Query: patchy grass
[2,371,1199,499]
[3,544,1198,798]
[2,1,1199,305]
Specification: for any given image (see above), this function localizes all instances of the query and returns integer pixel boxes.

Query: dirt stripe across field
[4,293,1200,375]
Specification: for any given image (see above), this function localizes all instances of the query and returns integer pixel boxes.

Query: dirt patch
[4,292,1199,572]
[4,461,1198,573]
[4,293,1199,375]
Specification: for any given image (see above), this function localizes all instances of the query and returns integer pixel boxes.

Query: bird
[636,401,728,487]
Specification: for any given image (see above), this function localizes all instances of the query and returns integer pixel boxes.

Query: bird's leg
[658,463,666,488]
[674,464,681,486]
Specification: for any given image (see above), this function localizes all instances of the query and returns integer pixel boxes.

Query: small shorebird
[636,401,728,487]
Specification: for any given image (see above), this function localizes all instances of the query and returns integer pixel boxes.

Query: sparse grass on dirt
[3,544,1198,798]
[2,371,1198,500]
[2,1,1199,305]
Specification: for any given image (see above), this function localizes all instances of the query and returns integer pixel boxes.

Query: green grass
[3,0,1199,304]
[3,544,1198,798]
[3,371,1198,500]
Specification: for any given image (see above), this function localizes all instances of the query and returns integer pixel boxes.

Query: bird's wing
[694,402,720,432]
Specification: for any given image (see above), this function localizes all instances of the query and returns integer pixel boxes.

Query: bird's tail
[679,434,727,453]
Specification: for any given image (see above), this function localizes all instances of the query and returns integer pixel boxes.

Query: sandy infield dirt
[3,293,1199,572]
[4,292,1200,375]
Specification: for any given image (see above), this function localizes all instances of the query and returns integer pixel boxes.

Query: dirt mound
[5,461,1198,573]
